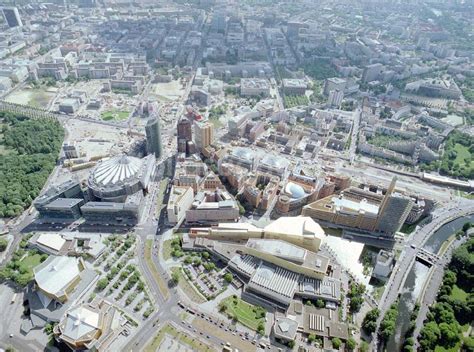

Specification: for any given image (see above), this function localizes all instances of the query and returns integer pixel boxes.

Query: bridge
[415,247,440,266]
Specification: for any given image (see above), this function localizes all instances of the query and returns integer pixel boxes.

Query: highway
[348,107,361,164]
[372,201,474,351]
[412,235,469,349]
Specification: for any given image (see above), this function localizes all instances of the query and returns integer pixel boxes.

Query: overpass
[373,203,474,351]
[415,247,440,267]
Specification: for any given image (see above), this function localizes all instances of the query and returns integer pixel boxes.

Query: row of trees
[379,301,399,342]
[419,227,473,351]
[347,282,366,313]
[0,112,64,217]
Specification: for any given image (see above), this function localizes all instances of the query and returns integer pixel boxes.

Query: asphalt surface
[372,201,474,351]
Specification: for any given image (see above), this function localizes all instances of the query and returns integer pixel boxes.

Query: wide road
[412,235,469,348]
[373,200,474,351]
[349,108,361,164]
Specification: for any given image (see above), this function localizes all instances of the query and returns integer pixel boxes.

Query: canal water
[385,215,474,351]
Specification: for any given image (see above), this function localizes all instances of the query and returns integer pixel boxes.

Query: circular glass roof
[90,155,142,187]
[285,182,306,199]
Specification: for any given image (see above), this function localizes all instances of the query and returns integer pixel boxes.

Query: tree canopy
[0,112,64,218]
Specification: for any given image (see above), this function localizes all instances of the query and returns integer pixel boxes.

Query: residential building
[194,120,214,152]
[328,89,344,108]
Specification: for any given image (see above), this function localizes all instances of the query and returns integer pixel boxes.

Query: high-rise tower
[2,7,23,28]
[177,117,193,154]
[145,115,162,159]
[375,177,413,235]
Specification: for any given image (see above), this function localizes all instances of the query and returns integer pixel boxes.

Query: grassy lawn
[453,143,471,166]
[145,239,169,300]
[144,323,214,352]
[450,284,468,301]
[100,110,129,121]
[162,239,174,261]
[20,253,44,273]
[171,267,207,304]
[219,296,265,331]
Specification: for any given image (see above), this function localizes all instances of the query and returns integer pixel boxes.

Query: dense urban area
[0,0,473,351]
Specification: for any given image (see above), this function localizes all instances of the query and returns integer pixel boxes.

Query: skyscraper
[2,7,23,28]
[145,115,162,159]
[194,120,214,152]
[375,177,413,235]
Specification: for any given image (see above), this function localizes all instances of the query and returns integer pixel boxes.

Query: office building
[2,7,23,28]
[167,186,194,225]
[282,79,307,95]
[375,178,413,234]
[186,189,239,223]
[177,117,193,154]
[145,115,163,159]
[34,180,84,212]
[372,250,394,280]
[303,177,413,237]
[194,120,214,152]
[323,77,347,96]
[240,78,271,97]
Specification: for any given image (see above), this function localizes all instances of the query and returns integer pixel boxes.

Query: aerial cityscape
[0,0,472,351]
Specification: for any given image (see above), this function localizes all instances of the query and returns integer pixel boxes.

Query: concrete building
[29,232,106,259]
[63,142,80,159]
[186,189,239,223]
[194,120,214,152]
[303,177,413,237]
[40,198,84,221]
[177,117,193,154]
[167,186,194,225]
[53,300,122,352]
[273,316,298,342]
[240,78,270,97]
[372,250,394,281]
[146,115,163,159]
[24,256,98,331]
[323,77,346,96]
[362,63,383,83]
[59,98,80,114]
[328,89,344,108]
[282,79,307,95]
[190,216,326,253]
[228,113,249,137]
[34,180,84,214]
[375,178,413,235]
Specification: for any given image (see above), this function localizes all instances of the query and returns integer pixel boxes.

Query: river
[385,214,474,351]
